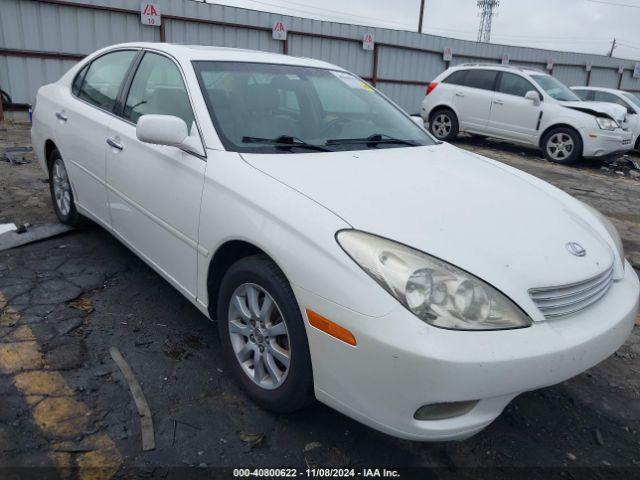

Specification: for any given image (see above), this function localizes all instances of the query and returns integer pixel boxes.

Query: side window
[123,52,195,128]
[593,91,631,111]
[78,50,137,112]
[573,89,591,101]
[72,64,89,97]
[442,70,467,86]
[497,73,536,97]
[464,70,498,91]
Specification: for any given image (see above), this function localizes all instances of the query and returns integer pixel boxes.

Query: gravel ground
[1,121,639,478]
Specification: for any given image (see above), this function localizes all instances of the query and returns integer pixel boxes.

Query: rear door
[486,72,542,143]
[54,50,139,225]
[105,51,206,299]
[452,69,498,131]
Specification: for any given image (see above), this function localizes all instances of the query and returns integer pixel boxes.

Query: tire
[217,254,314,413]
[541,127,583,164]
[48,148,81,226]
[429,108,459,141]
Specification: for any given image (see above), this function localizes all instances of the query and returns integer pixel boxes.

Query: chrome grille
[529,265,614,319]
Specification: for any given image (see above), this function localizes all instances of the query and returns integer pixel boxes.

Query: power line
[584,0,640,8]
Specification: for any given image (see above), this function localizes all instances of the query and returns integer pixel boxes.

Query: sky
[193,0,640,60]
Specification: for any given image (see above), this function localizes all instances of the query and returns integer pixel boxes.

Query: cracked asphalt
[1,122,640,478]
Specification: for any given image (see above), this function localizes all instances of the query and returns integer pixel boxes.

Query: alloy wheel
[546,133,575,161]
[431,114,452,139]
[52,158,72,216]
[227,283,291,390]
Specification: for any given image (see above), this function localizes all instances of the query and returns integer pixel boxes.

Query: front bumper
[581,127,634,157]
[294,261,639,441]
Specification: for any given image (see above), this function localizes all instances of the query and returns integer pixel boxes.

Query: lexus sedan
[31,43,639,441]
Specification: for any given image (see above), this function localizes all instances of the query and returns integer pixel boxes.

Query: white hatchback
[421,64,633,163]
[31,43,639,441]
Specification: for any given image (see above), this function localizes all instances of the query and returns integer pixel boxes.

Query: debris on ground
[0,223,73,251]
[68,297,94,313]
[238,431,265,449]
[109,347,156,451]
[1,146,32,165]
[0,222,16,235]
[304,441,322,452]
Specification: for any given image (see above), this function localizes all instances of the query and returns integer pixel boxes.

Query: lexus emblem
[566,242,586,257]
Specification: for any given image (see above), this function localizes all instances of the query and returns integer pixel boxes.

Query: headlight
[582,203,625,265]
[595,117,619,131]
[336,230,532,330]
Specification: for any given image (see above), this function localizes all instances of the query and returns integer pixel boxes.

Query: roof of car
[108,42,344,71]
[449,63,547,76]
[570,86,623,93]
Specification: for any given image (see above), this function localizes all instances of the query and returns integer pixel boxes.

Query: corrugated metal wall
[1,0,639,113]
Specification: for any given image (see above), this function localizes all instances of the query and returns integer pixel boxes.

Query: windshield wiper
[325,133,420,147]
[242,135,332,152]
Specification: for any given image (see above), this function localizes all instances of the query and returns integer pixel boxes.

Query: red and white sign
[618,66,624,75]
[272,21,287,41]
[546,58,554,70]
[585,63,592,72]
[501,54,509,65]
[140,2,161,26]
[362,32,374,51]
[443,47,453,62]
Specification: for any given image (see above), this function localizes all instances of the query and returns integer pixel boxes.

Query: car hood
[560,100,627,124]
[241,143,614,318]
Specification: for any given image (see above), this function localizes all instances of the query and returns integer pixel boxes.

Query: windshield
[622,92,640,111]
[193,61,435,153]
[530,74,581,102]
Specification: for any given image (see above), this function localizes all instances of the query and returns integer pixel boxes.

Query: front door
[486,72,541,144]
[106,51,206,299]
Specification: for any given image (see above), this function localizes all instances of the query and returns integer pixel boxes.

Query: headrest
[245,84,279,112]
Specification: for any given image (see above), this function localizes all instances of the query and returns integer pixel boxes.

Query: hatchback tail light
[426,82,438,95]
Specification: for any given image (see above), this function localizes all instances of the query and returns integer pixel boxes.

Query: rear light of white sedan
[426,82,438,95]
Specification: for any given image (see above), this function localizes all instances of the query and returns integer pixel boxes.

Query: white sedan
[31,43,639,441]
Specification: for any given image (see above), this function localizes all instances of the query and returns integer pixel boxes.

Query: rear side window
[464,70,498,91]
[72,64,89,96]
[78,50,137,112]
[497,73,535,97]
[122,52,195,128]
[573,89,591,101]
[443,70,467,86]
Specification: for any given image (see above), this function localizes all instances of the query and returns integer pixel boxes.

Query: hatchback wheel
[542,127,582,164]
[217,255,314,412]
[429,109,459,141]
[48,149,80,226]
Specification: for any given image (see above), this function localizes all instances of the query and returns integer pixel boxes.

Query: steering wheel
[318,117,349,137]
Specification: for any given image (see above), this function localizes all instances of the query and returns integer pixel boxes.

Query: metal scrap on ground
[109,347,156,452]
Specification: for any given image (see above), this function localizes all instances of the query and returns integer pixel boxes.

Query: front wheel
[541,128,582,164]
[429,109,459,141]
[217,255,314,413]
[48,149,80,226]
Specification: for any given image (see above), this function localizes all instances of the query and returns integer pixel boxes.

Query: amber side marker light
[306,309,357,346]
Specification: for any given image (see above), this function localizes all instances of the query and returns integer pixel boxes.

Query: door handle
[55,111,68,122]
[106,137,124,151]
[455,92,465,97]
[492,99,504,105]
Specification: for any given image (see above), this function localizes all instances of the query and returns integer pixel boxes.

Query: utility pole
[477,0,499,43]
[418,0,425,33]
[608,38,617,57]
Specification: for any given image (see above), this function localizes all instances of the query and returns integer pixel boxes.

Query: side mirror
[410,115,426,128]
[136,114,204,156]
[525,90,541,106]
